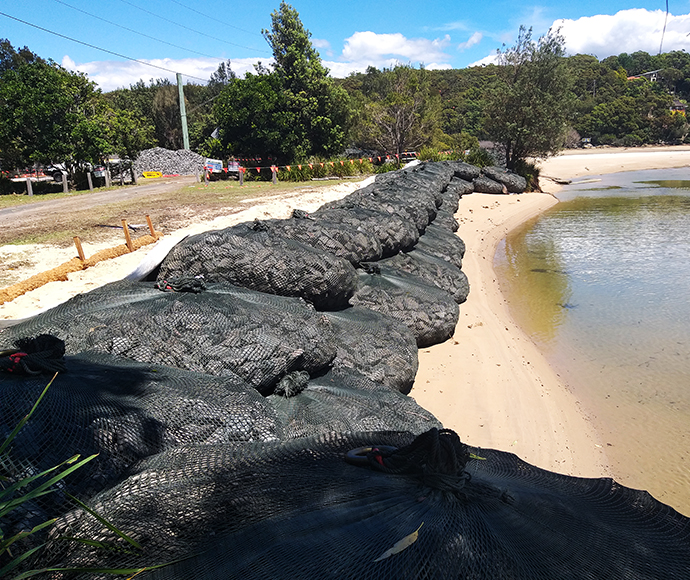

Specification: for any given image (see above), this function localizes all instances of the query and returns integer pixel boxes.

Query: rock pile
[134,147,205,176]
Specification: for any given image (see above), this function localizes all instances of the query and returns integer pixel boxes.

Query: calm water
[494,167,690,515]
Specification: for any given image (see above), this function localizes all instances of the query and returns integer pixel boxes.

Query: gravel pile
[134,147,205,176]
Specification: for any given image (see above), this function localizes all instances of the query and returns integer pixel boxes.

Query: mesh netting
[324,180,438,233]
[446,176,475,196]
[0,349,280,554]
[350,265,459,347]
[257,213,383,266]
[37,429,690,579]
[324,306,418,393]
[450,161,481,182]
[0,280,336,395]
[412,223,465,270]
[155,223,358,310]
[310,206,419,258]
[431,207,460,232]
[267,368,440,439]
[438,186,461,214]
[376,249,470,305]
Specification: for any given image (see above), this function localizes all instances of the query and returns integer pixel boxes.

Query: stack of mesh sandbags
[155,223,357,310]
[350,264,459,347]
[0,347,281,557]
[324,306,419,393]
[0,280,337,395]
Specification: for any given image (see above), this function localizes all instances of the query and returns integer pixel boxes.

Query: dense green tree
[214,70,290,159]
[260,1,350,160]
[0,54,106,171]
[484,26,573,169]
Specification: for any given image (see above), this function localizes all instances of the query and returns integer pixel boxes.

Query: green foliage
[275,156,374,182]
[257,2,351,161]
[349,64,442,156]
[0,57,105,170]
[484,26,573,169]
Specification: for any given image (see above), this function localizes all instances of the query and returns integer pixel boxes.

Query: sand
[3,146,688,480]
[411,145,690,478]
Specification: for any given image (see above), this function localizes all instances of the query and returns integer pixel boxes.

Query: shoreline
[410,145,690,479]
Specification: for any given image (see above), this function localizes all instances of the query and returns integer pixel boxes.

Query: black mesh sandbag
[414,223,466,269]
[431,206,460,232]
[473,174,505,194]
[324,306,418,393]
[0,280,337,395]
[446,176,475,197]
[39,429,690,580]
[377,248,470,304]
[267,368,441,439]
[439,185,461,213]
[325,180,437,233]
[310,206,418,257]
[257,212,383,265]
[349,265,459,347]
[155,223,357,310]
[0,349,280,559]
[449,160,482,181]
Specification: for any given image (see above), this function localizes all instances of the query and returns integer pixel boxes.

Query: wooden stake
[26,177,33,196]
[122,219,134,252]
[73,236,86,262]
[146,215,156,238]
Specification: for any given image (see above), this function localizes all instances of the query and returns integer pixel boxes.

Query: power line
[168,0,260,37]
[53,0,222,60]
[659,0,669,54]
[0,11,209,82]
[115,0,269,54]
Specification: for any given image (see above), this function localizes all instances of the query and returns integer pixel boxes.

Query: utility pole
[177,73,190,150]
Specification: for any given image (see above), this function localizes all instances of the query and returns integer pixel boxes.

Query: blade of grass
[66,494,142,551]
[0,373,58,457]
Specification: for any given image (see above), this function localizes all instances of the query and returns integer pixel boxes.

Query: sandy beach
[2,146,689,482]
[411,145,690,479]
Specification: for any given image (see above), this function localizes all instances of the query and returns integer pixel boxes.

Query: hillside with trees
[1,2,689,189]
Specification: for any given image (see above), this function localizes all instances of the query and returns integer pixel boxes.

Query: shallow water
[495,167,690,515]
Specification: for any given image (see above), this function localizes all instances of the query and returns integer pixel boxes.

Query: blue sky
[2,1,690,91]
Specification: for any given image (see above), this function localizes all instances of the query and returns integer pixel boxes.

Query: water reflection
[495,215,571,346]
[494,169,690,514]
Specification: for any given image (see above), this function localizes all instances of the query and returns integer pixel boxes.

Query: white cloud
[312,38,333,57]
[468,53,499,68]
[555,9,690,58]
[340,31,452,67]
[458,32,483,51]
[61,56,265,92]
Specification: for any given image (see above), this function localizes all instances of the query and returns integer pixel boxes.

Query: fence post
[271,166,277,185]
[62,173,69,193]
[105,169,112,188]
[87,172,94,192]
[25,177,33,196]
[239,167,244,186]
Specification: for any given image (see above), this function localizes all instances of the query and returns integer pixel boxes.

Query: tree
[484,26,572,170]
[214,70,291,160]
[353,64,442,156]
[260,1,350,160]
[0,54,106,171]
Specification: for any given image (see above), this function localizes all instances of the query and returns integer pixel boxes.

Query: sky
[2,1,690,91]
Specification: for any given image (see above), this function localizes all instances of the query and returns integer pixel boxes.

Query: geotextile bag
[156,223,358,310]
[0,280,337,395]
[349,265,459,347]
